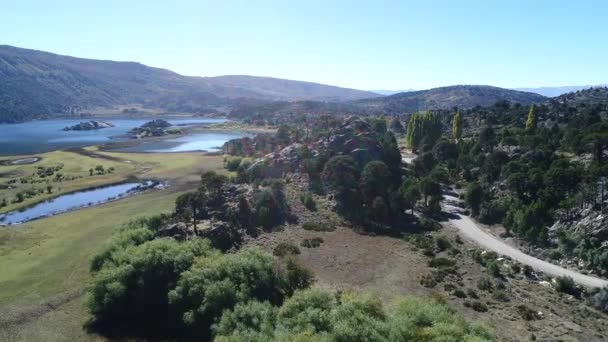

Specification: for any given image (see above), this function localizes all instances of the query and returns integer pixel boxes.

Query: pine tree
[525,104,536,131]
[452,110,463,140]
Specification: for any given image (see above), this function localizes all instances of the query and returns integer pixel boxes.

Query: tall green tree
[452,110,463,140]
[525,104,536,131]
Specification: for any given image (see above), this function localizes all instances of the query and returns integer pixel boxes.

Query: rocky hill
[0,45,380,123]
[355,85,547,114]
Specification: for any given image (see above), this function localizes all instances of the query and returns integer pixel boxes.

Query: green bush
[465,301,488,312]
[88,238,216,330]
[486,261,501,277]
[213,301,277,342]
[302,220,333,232]
[592,287,608,313]
[477,278,493,291]
[299,192,317,211]
[225,157,243,171]
[554,276,578,296]
[453,289,467,298]
[435,235,452,251]
[168,248,312,339]
[428,257,456,268]
[466,288,479,299]
[300,237,324,248]
[516,304,541,320]
[273,242,300,257]
[491,290,510,302]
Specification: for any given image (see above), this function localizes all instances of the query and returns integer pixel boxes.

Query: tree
[465,183,484,217]
[360,161,391,202]
[400,179,420,215]
[478,125,496,152]
[419,177,441,206]
[321,155,359,196]
[276,124,291,146]
[452,110,463,140]
[389,118,404,134]
[525,104,536,131]
[405,112,442,152]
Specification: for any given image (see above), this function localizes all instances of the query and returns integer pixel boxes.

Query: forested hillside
[0,45,379,122]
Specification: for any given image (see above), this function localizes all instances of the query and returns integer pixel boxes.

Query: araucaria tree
[525,104,536,131]
[452,110,463,140]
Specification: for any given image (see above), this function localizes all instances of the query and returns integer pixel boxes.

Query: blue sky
[1,0,607,90]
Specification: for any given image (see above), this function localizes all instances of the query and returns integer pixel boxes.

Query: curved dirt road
[442,191,608,288]
[401,150,608,288]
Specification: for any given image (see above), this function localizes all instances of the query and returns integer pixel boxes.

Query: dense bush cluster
[88,223,312,340]
[214,290,493,341]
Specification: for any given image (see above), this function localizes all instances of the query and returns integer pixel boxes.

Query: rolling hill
[0,45,380,122]
[355,85,547,114]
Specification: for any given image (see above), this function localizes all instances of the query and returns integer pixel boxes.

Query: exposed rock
[157,222,193,241]
[141,119,171,128]
[549,208,608,241]
[128,119,174,138]
[62,120,114,131]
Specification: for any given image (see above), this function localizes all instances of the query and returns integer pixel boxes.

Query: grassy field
[0,150,226,341]
[0,150,134,214]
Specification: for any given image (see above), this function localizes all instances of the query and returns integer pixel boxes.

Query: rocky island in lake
[62,120,114,131]
[127,119,182,138]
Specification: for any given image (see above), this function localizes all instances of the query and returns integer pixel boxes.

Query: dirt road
[442,191,608,288]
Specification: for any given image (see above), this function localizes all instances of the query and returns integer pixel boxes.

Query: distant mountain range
[514,85,608,97]
[369,89,416,96]
[355,85,546,114]
[0,45,379,122]
[0,45,602,123]
[372,85,608,97]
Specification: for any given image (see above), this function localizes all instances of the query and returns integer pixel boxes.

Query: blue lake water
[0,117,227,155]
[116,131,249,153]
[0,181,157,225]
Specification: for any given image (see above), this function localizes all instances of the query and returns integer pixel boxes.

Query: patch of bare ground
[245,183,608,342]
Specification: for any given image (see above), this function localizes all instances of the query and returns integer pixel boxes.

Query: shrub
[467,301,488,312]
[406,234,435,250]
[225,157,243,171]
[88,238,216,332]
[492,290,510,302]
[435,235,452,251]
[302,221,333,232]
[554,276,578,296]
[592,287,608,313]
[511,263,521,274]
[486,261,501,278]
[477,278,493,292]
[168,248,311,339]
[522,264,533,277]
[213,301,277,341]
[516,304,541,320]
[428,257,456,269]
[453,289,467,298]
[273,242,300,257]
[466,288,479,299]
[299,192,317,211]
[300,237,324,248]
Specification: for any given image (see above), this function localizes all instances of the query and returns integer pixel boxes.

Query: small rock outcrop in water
[62,120,114,131]
[141,119,171,129]
[128,119,179,138]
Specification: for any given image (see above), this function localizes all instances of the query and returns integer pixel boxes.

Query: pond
[0,117,227,155]
[0,181,160,225]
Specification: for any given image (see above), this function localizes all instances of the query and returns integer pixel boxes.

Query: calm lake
[115,131,250,153]
[0,181,159,225]
[0,117,228,155]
